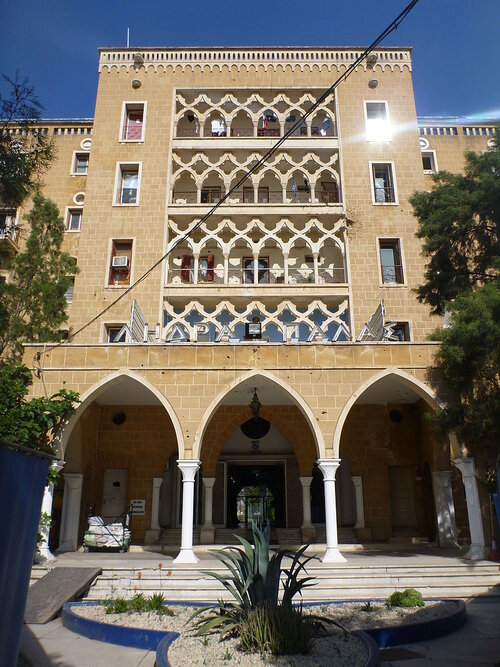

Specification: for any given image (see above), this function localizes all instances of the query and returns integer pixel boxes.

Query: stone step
[159,526,358,546]
[83,560,499,602]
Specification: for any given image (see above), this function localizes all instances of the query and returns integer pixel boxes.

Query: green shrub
[386,589,425,608]
[129,593,148,612]
[105,598,128,614]
[239,603,314,656]
[147,593,174,616]
[189,521,317,640]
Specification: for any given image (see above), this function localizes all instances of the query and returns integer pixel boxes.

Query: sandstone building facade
[2,46,496,563]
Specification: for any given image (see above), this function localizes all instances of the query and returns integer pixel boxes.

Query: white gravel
[71,601,456,666]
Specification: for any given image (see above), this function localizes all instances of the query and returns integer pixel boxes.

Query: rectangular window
[257,187,269,203]
[390,322,410,341]
[72,152,89,175]
[243,187,254,203]
[201,186,221,204]
[243,257,269,284]
[365,101,391,141]
[116,164,140,204]
[379,239,404,284]
[421,151,437,173]
[122,103,145,141]
[0,210,17,238]
[64,276,75,303]
[319,181,339,203]
[108,239,133,286]
[371,163,396,203]
[106,325,126,343]
[66,208,82,231]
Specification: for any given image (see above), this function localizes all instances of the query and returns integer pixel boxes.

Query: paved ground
[18,591,500,666]
[35,546,488,570]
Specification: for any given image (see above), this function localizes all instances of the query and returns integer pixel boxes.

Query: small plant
[147,593,174,616]
[189,522,335,656]
[239,603,314,656]
[223,648,232,661]
[199,636,210,647]
[105,598,129,614]
[129,593,148,612]
[386,589,425,608]
[361,601,374,612]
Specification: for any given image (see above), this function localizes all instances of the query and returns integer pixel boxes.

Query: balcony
[166,266,346,287]
[0,214,19,254]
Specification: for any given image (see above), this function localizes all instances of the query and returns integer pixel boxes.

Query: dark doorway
[227,463,286,528]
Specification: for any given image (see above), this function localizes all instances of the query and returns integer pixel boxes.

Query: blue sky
[1,0,499,120]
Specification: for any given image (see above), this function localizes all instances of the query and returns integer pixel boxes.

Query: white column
[37,461,64,563]
[174,460,201,563]
[432,470,458,548]
[200,477,216,544]
[253,254,259,285]
[193,254,199,284]
[283,253,289,284]
[313,252,319,284]
[202,477,216,527]
[453,457,485,560]
[300,477,313,527]
[317,459,346,562]
[58,473,83,553]
[151,477,163,530]
[352,476,365,529]
[300,476,315,542]
[223,253,229,284]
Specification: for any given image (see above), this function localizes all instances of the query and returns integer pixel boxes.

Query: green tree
[0,364,78,453]
[0,195,77,363]
[0,72,54,207]
[411,128,499,316]
[410,127,500,470]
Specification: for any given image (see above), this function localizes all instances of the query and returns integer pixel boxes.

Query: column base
[144,529,161,545]
[464,544,485,560]
[300,525,316,543]
[173,548,199,564]
[56,541,76,554]
[321,547,347,563]
[200,526,215,544]
[35,547,56,564]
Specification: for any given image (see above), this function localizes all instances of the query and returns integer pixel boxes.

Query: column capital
[51,460,64,474]
[453,457,476,478]
[177,459,200,482]
[202,476,216,489]
[317,458,341,481]
[299,476,313,488]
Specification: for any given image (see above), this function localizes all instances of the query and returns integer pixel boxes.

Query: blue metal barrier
[0,439,54,667]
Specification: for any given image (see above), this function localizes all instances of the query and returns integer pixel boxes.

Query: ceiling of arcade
[200,404,317,477]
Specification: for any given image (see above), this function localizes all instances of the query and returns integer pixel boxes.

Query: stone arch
[193,369,325,461]
[59,369,185,459]
[332,367,459,458]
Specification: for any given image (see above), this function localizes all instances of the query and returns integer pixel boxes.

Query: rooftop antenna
[126,27,130,48]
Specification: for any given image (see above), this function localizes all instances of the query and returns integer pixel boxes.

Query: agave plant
[189,521,317,639]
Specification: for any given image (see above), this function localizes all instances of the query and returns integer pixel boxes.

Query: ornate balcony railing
[167,266,346,285]
[170,190,341,205]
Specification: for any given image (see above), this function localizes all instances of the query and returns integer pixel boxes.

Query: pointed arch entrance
[332,369,468,549]
[52,372,182,554]
[171,370,348,562]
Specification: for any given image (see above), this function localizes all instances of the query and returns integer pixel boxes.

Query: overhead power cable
[34,0,420,366]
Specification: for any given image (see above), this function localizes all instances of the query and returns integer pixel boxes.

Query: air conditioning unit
[112,256,129,268]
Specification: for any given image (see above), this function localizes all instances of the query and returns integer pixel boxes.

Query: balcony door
[243,257,269,284]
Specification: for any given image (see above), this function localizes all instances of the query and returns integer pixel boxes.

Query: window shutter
[181,255,192,283]
[206,253,215,282]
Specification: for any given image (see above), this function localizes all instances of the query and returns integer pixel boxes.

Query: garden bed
[66,599,463,665]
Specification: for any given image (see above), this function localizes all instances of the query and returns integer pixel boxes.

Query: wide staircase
[159,526,357,547]
[82,559,500,603]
